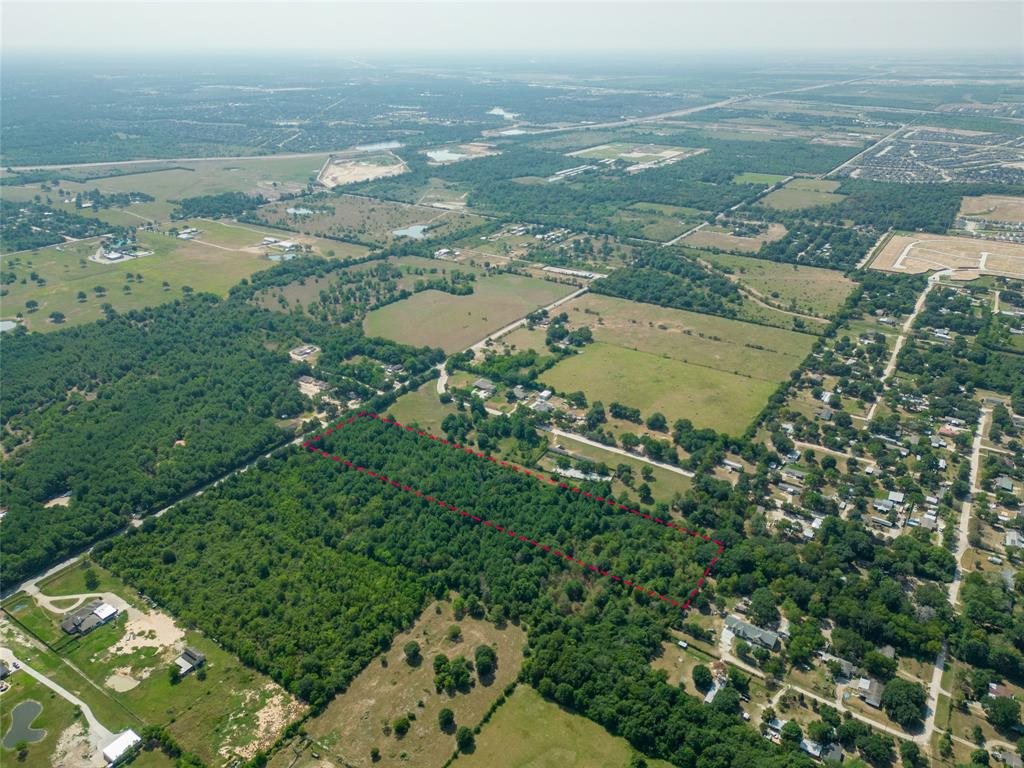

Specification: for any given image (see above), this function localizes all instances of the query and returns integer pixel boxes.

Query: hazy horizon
[3,1,1022,58]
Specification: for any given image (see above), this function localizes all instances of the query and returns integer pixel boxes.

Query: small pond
[392,224,429,239]
[3,700,45,748]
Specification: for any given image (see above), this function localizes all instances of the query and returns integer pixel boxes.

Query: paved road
[541,426,696,479]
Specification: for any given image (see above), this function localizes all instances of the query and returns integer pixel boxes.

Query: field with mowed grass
[363,274,575,353]
[541,341,778,435]
[732,172,788,185]
[700,251,855,317]
[761,178,844,210]
[387,379,457,434]
[452,685,674,768]
[0,672,81,768]
[0,229,285,330]
[557,293,814,381]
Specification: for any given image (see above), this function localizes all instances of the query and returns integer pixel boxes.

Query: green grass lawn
[561,293,814,381]
[387,380,456,434]
[453,685,674,768]
[541,342,778,435]
[700,251,855,317]
[363,274,574,353]
[607,202,704,242]
[732,172,788,185]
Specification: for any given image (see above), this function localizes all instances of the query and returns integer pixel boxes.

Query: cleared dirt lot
[959,194,1024,223]
[870,232,1024,279]
[318,152,408,187]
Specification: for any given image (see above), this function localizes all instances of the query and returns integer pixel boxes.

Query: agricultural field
[254,194,487,247]
[732,172,788,185]
[870,231,1024,279]
[557,293,814,381]
[2,561,304,765]
[363,273,575,353]
[606,202,705,242]
[452,685,674,768]
[318,151,408,188]
[700,251,855,317]
[276,599,526,768]
[0,227,299,331]
[761,178,845,210]
[541,341,779,435]
[567,142,704,171]
[958,194,1024,223]
[681,222,787,253]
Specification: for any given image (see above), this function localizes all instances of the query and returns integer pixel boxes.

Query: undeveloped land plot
[558,293,813,381]
[700,251,855,317]
[363,273,574,353]
[255,194,485,247]
[959,194,1024,223]
[761,178,844,210]
[297,600,526,768]
[568,142,704,171]
[870,232,1024,279]
[318,152,408,188]
[682,222,787,253]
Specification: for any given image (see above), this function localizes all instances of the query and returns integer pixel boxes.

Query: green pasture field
[363,273,574,353]
[255,194,486,247]
[700,251,855,317]
[10,561,306,764]
[453,685,674,768]
[732,172,788,185]
[173,218,369,259]
[607,202,705,241]
[762,178,844,210]
[560,293,813,381]
[0,672,80,768]
[0,229,281,331]
[541,341,778,435]
[20,154,329,207]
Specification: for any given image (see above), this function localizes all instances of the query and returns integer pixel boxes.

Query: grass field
[0,672,81,768]
[959,194,1024,223]
[255,194,487,247]
[607,202,705,242]
[682,222,787,253]
[453,685,673,768]
[19,154,329,206]
[762,178,844,210]
[0,229,283,330]
[387,380,457,434]
[364,273,574,353]
[541,341,779,435]
[732,172,788,185]
[559,294,813,381]
[700,251,855,317]
[292,599,526,768]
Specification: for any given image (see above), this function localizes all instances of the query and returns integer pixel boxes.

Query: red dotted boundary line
[303,411,724,612]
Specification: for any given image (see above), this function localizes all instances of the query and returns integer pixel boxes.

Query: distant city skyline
[3,1,1022,57]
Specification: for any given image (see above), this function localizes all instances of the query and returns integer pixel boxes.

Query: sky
[2,0,1022,57]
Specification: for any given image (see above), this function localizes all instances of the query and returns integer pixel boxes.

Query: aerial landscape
[2,1,1024,766]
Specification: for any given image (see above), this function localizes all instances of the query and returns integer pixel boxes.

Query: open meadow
[761,178,845,210]
[274,599,526,768]
[557,293,814,381]
[363,273,575,352]
[700,251,855,317]
[681,222,787,253]
[607,202,705,241]
[452,685,674,768]
[541,341,779,435]
[958,194,1024,223]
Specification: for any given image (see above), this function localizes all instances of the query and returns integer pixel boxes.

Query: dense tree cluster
[0,199,120,252]
[172,191,267,220]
